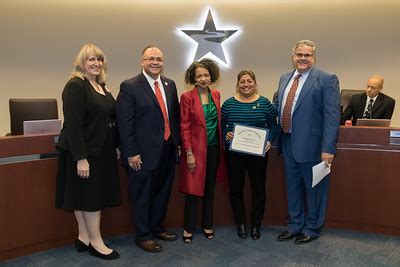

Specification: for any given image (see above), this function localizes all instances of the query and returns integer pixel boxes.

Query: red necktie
[281,74,301,133]
[154,81,171,140]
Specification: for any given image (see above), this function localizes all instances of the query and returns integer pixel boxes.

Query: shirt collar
[293,67,312,81]
[142,70,161,86]
[367,93,379,102]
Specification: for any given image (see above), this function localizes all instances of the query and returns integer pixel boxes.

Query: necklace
[90,80,105,95]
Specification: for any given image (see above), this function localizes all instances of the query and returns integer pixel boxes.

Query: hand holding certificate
[229,124,269,157]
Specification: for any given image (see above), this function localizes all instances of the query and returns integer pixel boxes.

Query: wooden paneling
[2,127,400,261]
[0,134,57,158]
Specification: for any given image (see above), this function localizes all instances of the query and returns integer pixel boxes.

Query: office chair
[9,98,58,135]
[340,89,363,113]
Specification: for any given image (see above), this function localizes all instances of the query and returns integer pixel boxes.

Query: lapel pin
[164,81,168,86]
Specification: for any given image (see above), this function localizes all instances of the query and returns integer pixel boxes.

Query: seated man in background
[341,75,395,125]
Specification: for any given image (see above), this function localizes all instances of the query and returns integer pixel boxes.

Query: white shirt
[142,70,169,117]
[280,68,311,124]
[363,94,378,115]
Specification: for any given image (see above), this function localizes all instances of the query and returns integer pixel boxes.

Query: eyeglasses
[294,53,314,58]
[142,57,164,63]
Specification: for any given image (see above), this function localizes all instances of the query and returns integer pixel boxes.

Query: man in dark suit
[116,46,181,253]
[275,40,341,244]
[341,75,395,125]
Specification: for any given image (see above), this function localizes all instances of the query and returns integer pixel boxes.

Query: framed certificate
[229,123,269,157]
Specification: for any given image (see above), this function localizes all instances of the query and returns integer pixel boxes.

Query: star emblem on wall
[181,9,240,65]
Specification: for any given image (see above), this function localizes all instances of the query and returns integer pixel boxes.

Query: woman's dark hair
[185,58,220,85]
[236,70,257,87]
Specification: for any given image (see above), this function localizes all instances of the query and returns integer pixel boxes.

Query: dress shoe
[277,231,297,241]
[237,224,247,239]
[250,226,260,240]
[74,239,89,252]
[156,231,178,241]
[202,229,215,240]
[88,243,119,260]
[294,234,316,244]
[135,239,162,253]
[182,233,193,244]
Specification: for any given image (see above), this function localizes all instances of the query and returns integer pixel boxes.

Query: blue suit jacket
[115,73,181,170]
[277,67,341,163]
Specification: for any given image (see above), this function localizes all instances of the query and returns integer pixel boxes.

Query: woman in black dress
[56,44,120,260]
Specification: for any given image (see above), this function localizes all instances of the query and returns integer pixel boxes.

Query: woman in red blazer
[179,59,227,243]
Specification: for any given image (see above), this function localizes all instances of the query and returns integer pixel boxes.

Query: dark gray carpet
[3,225,400,266]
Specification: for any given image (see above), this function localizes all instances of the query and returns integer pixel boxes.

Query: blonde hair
[70,44,107,84]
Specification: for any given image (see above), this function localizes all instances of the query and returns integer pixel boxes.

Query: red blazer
[179,88,227,196]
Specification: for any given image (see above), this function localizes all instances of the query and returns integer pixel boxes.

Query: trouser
[225,150,268,227]
[126,138,176,241]
[183,144,219,233]
[281,133,329,237]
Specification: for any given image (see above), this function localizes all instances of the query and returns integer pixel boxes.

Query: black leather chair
[9,98,58,135]
[340,89,363,113]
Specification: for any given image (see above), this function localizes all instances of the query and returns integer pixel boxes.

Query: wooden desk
[265,126,400,233]
[326,126,400,233]
[1,127,400,261]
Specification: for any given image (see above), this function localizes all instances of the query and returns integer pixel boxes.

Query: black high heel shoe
[251,226,260,240]
[237,224,247,239]
[88,243,119,260]
[74,239,89,252]
[182,233,193,243]
[202,229,215,240]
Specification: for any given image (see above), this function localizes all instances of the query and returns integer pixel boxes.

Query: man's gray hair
[292,40,316,56]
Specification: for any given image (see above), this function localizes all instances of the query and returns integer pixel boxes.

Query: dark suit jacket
[58,77,116,161]
[116,73,181,170]
[340,92,395,125]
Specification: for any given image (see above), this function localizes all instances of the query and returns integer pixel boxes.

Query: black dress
[55,77,121,212]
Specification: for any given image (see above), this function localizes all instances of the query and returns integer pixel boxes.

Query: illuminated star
[181,9,238,64]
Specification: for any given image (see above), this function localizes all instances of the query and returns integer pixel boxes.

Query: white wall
[1,0,399,135]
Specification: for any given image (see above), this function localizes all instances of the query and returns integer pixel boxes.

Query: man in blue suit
[116,46,181,252]
[276,40,340,244]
